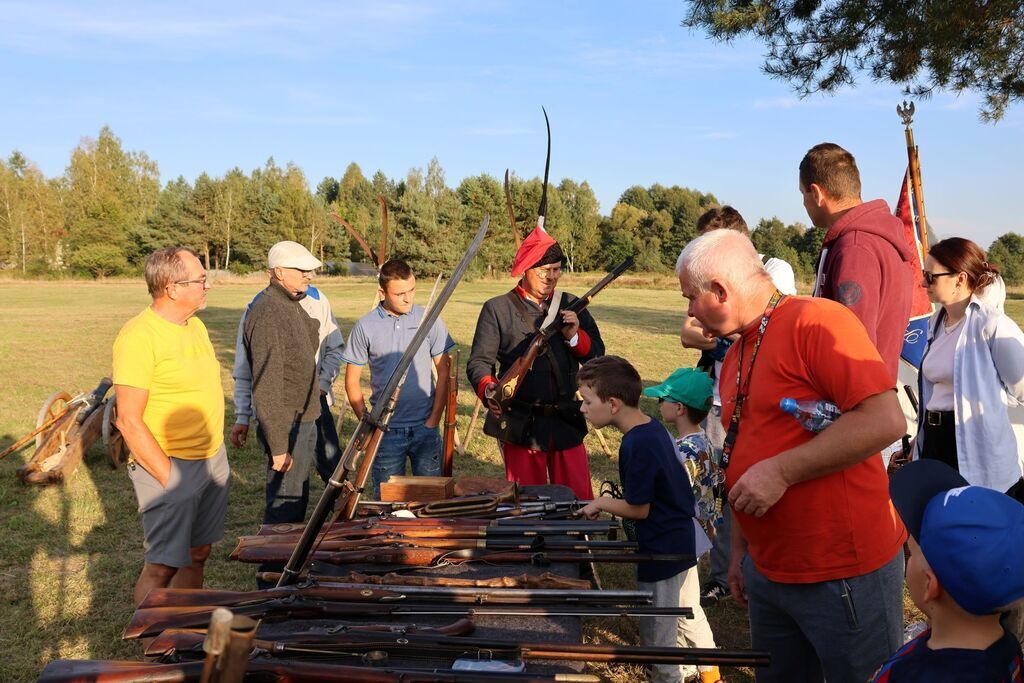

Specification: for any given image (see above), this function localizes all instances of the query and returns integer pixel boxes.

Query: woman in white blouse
[915,237,1024,502]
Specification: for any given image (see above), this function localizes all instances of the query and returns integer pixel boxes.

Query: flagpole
[897,101,929,253]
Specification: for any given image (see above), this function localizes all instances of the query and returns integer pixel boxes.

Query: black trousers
[922,416,1024,504]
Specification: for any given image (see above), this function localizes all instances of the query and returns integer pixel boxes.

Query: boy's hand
[581,500,602,520]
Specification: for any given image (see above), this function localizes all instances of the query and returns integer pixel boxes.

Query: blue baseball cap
[890,460,1024,616]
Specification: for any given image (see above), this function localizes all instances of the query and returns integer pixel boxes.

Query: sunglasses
[922,271,957,285]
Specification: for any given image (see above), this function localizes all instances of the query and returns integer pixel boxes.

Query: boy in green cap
[643,367,724,543]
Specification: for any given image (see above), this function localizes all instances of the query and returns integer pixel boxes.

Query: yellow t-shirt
[112,307,224,459]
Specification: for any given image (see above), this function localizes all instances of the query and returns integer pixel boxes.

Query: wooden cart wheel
[36,391,72,450]
[102,395,129,468]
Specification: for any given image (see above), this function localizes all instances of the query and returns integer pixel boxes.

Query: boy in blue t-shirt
[872,460,1024,682]
[579,356,723,683]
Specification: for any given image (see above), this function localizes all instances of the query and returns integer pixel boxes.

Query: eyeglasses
[283,267,314,276]
[531,266,561,279]
[922,271,957,285]
[175,276,208,287]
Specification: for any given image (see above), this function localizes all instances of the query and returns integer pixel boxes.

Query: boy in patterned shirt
[643,367,724,543]
[640,366,723,683]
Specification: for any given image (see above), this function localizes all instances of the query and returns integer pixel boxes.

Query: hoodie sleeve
[828,243,883,347]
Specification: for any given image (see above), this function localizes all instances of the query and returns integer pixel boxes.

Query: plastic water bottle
[779,398,841,432]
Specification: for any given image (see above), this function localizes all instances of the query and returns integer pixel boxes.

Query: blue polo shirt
[342,303,455,427]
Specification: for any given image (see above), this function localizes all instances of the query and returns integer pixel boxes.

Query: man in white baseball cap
[239,242,344,576]
[267,240,323,272]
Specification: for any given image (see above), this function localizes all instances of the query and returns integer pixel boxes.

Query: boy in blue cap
[578,356,722,683]
[873,459,1024,681]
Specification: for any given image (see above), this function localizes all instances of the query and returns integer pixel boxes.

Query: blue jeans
[370,423,442,499]
[314,394,342,484]
[743,551,904,683]
[257,419,317,525]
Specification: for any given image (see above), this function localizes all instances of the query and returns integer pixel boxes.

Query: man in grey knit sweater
[243,241,323,525]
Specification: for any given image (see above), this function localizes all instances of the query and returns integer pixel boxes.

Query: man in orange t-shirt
[676,229,908,683]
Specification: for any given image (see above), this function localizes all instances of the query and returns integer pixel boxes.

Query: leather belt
[925,410,953,426]
[510,399,577,417]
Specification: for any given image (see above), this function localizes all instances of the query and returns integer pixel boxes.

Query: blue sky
[2,0,1022,248]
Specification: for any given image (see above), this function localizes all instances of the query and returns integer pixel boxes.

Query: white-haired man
[677,229,907,683]
[230,243,345,493]
[242,241,327,527]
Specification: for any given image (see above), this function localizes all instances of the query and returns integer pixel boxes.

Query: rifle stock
[494,256,634,411]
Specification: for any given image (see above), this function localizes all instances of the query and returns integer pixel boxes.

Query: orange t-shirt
[719,296,906,583]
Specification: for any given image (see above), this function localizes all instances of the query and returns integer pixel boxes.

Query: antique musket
[139,583,653,610]
[148,629,771,669]
[236,546,693,569]
[39,658,598,683]
[124,598,694,640]
[255,570,593,591]
[230,536,637,561]
[256,518,615,538]
[273,216,489,589]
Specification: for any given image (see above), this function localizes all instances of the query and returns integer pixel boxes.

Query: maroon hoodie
[814,199,913,381]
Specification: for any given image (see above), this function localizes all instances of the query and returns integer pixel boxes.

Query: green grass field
[3,276,1020,682]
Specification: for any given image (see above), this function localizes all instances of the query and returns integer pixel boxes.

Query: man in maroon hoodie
[800,143,914,381]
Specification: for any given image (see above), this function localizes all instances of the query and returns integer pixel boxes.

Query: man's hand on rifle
[271,452,294,473]
[484,382,502,417]
[560,310,580,340]
[229,423,249,448]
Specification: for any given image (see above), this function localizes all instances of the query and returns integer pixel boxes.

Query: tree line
[3,126,1023,284]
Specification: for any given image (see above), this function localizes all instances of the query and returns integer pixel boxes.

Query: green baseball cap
[642,368,713,410]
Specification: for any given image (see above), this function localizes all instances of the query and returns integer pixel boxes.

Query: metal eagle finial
[897,100,915,128]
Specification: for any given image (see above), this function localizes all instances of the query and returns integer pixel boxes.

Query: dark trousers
[314,394,342,484]
[257,420,318,525]
[921,415,1024,503]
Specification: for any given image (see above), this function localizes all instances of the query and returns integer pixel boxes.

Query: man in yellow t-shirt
[112,246,230,606]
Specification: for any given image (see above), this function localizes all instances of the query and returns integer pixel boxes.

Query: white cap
[268,241,322,270]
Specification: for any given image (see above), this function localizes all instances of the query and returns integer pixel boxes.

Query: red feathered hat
[510,226,564,277]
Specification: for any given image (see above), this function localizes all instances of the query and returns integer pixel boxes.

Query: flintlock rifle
[148,629,771,670]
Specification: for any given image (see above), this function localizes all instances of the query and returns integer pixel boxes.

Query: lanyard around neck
[720,290,785,469]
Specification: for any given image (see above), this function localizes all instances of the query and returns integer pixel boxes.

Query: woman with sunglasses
[914,237,1024,502]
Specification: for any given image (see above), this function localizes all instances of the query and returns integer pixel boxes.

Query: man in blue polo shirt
[343,258,455,499]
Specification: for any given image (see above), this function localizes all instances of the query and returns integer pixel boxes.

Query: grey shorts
[128,445,231,568]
